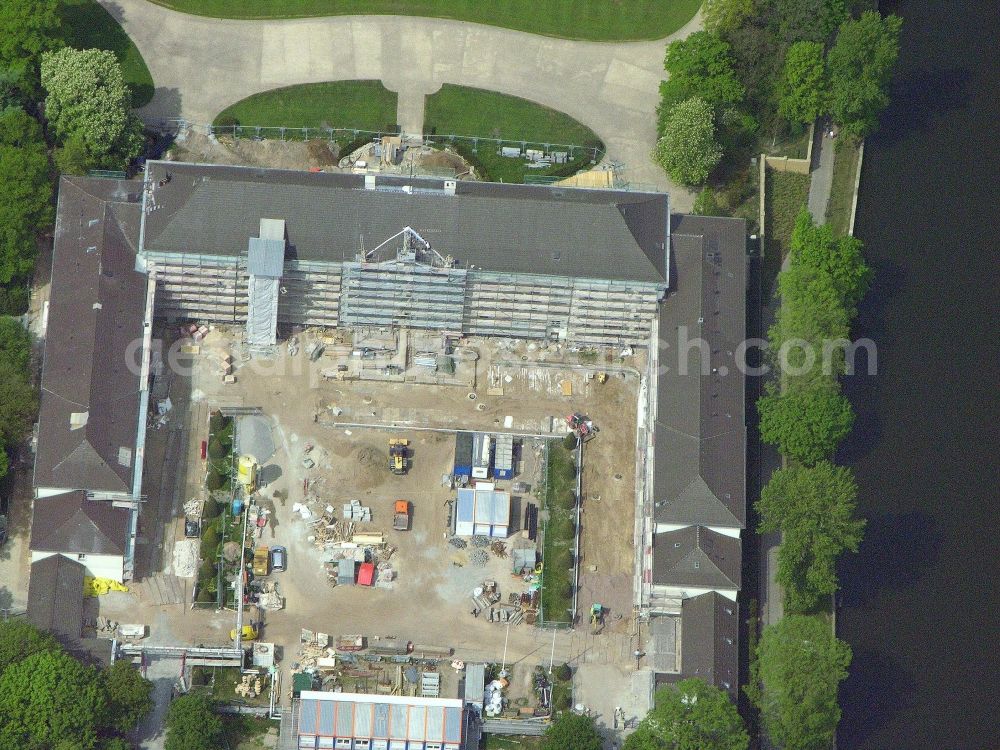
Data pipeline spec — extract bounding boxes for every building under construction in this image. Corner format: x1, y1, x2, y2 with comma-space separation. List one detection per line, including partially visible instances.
137, 162, 669, 348
31, 162, 749, 704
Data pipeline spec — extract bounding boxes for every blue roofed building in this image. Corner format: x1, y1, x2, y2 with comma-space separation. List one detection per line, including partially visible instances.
296, 691, 467, 749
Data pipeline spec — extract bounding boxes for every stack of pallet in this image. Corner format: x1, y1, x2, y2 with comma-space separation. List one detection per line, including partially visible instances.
342, 500, 372, 522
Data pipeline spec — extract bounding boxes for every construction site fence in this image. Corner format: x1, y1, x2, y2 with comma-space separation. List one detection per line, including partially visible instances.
156, 119, 605, 164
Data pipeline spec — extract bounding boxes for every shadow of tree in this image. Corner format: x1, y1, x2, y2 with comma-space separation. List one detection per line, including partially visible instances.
837, 511, 943, 609
56, 0, 155, 108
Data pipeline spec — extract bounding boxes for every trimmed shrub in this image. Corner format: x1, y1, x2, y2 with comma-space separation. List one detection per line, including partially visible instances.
207, 438, 227, 461
554, 692, 572, 711
555, 663, 572, 682
200, 524, 220, 558
199, 559, 216, 580
205, 470, 225, 492
202, 496, 220, 519
208, 411, 225, 434
562, 433, 578, 451
196, 587, 215, 603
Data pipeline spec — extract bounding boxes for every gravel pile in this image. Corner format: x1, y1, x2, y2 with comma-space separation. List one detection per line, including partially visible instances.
448, 537, 468, 549
469, 549, 489, 567
471, 536, 490, 548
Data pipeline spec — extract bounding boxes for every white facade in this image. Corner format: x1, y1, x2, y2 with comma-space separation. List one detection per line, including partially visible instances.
30, 550, 124, 582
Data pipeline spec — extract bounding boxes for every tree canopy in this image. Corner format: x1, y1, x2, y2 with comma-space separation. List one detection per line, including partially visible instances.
0, 107, 53, 285
102, 659, 155, 735
791, 208, 872, 306
773, 0, 848, 44
750, 615, 852, 750
659, 31, 745, 129
165, 693, 224, 750
779, 41, 828, 124
541, 711, 603, 750
0, 621, 154, 748
0, 0, 62, 100
757, 462, 865, 612
702, 0, 756, 33
654, 97, 723, 186
827, 11, 903, 139
623, 678, 748, 750
0, 650, 105, 750
758, 384, 854, 465
40, 47, 144, 171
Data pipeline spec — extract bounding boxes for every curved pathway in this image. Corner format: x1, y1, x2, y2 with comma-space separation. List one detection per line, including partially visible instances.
99, 0, 702, 204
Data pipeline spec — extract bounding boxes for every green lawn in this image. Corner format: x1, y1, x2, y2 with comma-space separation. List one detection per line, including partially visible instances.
144, 0, 702, 41
425, 85, 603, 183
827, 138, 861, 237
763, 169, 810, 292
540, 440, 577, 625
57, 0, 155, 107
484, 735, 545, 749
213, 81, 399, 136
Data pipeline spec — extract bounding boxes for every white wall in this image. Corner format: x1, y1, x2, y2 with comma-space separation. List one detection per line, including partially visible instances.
30, 550, 125, 582
654, 522, 742, 539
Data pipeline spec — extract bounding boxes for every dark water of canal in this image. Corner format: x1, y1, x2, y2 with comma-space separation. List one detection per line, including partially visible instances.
836, 1, 1000, 748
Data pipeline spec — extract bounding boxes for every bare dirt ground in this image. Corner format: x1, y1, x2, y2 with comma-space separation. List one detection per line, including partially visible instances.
165, 128, 474, 178
111, 325, 647, 723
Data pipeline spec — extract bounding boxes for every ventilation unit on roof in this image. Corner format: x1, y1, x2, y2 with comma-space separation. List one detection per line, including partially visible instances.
69, 412, 89, 430
444, 180, 457, 195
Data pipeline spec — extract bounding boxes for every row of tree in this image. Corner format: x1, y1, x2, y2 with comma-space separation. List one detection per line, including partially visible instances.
652, 0, 902, 185
0, 0, 145, 313
758, 208, 869, 609
0, 316, 37, 480
748, 211, 869, 748
0, 620, 153, 749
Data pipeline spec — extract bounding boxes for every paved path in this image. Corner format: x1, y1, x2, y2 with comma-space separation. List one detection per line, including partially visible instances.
807, 125, 836, 222
99, 0, 701, 205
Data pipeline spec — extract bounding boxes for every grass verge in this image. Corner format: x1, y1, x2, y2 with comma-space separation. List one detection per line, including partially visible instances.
142, 0, 701, 41
213, 81, 399, 134
484, 736, 545, 749
540, 439, 576, 624
57, 0, 155, 107
221, 715, 278, 749
425, 85, 603, 183
763, 169, 810, 293
827, 138, 861, 237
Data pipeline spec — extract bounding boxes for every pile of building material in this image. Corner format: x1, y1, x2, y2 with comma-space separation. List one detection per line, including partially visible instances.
182, 498, 203, 518
255, 580, 284, 610
91, 616, 119, 637
469, 549, 489, 567
490, 541, 507, 558
484, 680, 506, 717
342, 500, 372, 522
171, 539, 199, 578
297, 630, 337, 670
234, 674, 264, 699
247, 504, 270, 537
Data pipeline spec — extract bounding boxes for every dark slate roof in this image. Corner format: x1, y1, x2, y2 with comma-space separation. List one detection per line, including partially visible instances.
652, 526, 741, 591
680, 592, 739, 698
30, 490, 129, 555
27, 555, 85, 643
139, 161, 669, 284
653, 215, 747, 529
26, 555, 110, 665
34, 177, 147, 494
